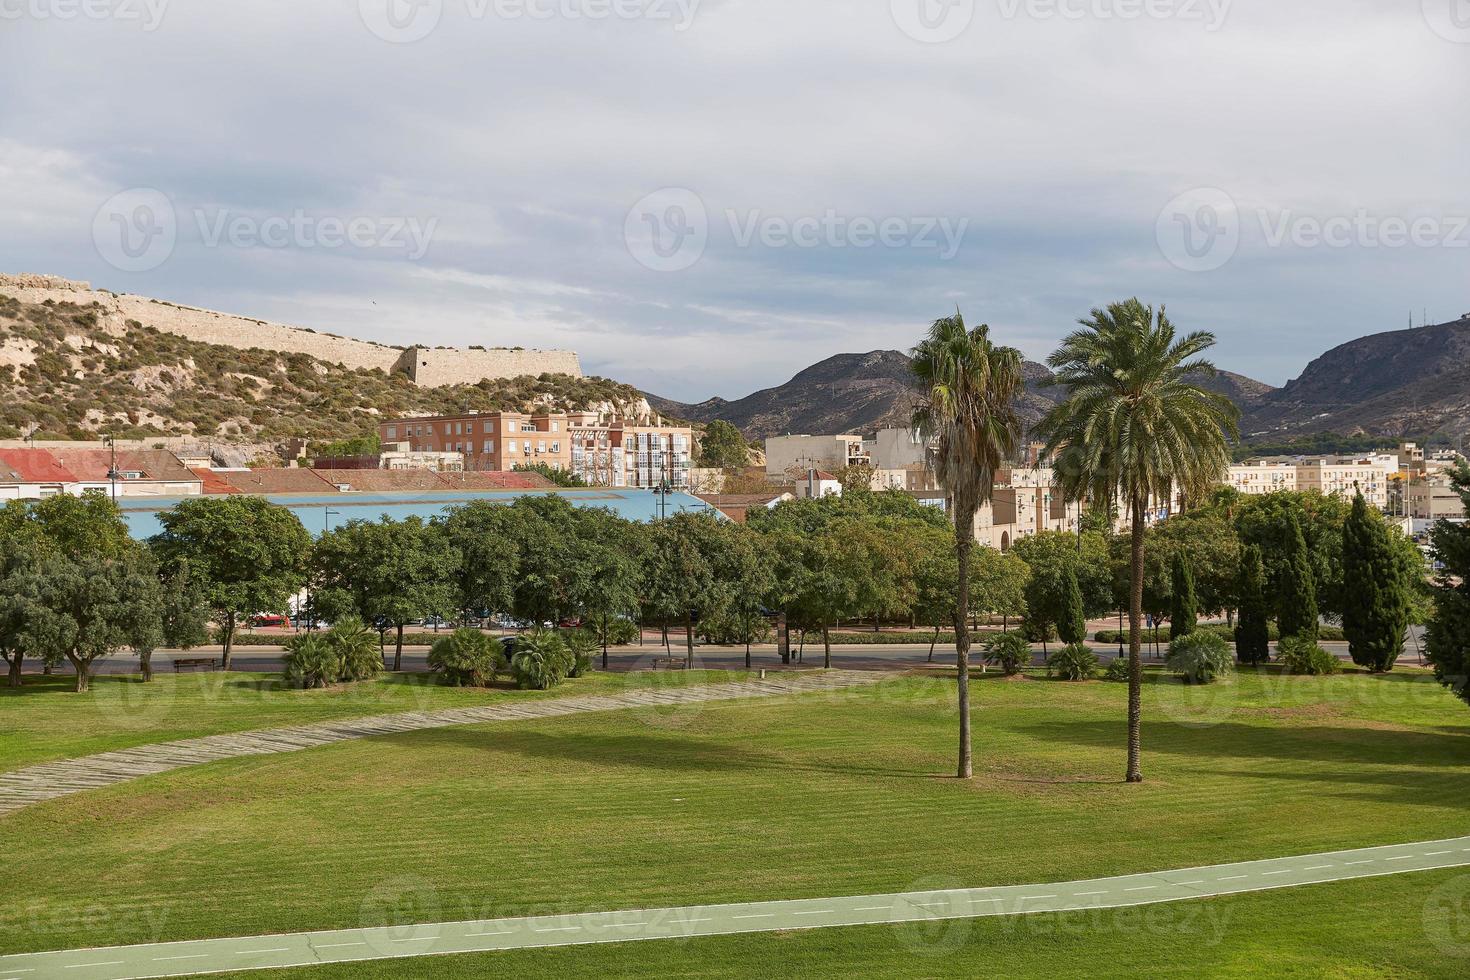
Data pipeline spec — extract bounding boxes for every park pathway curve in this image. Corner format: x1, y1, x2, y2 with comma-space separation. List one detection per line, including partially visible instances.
0, 670, 882, 817
3, 835, 1469, 979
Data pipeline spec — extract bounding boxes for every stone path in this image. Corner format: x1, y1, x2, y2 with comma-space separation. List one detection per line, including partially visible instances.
0, 671, 882, 817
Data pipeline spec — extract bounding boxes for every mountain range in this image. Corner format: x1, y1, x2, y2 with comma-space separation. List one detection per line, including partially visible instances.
647, 313, 1470, 447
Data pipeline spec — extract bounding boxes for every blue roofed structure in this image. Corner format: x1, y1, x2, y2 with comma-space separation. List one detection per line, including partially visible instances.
115, 488, 720, 539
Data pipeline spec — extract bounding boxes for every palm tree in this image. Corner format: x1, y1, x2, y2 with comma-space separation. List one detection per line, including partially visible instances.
911, 313, 1024, 779
1036, 299, 1238, 783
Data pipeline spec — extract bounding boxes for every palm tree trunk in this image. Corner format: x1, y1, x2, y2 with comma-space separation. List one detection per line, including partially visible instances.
955, 499, 974, 780
394, 624, 404, 671
1127, 495, 1146, 783
822, 625, 831, 669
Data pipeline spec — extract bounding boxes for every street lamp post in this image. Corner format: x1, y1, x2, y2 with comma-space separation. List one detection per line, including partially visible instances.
104, 434, 119, 501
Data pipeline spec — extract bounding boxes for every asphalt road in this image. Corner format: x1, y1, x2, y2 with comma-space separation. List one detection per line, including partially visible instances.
67, 630, 1431, 677
4, 836, 1467, 979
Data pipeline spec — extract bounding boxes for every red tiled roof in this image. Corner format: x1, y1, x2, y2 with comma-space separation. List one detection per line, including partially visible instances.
50, 449, 199, 484
217, 468, 339, 495
0, 449, 77, 484
436, 471, 556, 490
191, 468, 242, 495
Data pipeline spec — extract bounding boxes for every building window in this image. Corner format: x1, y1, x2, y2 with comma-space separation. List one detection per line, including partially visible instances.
484, 440, 495, 453
485, 421, 495, 433
507, 440, 517, 453
384, 426, 397, 440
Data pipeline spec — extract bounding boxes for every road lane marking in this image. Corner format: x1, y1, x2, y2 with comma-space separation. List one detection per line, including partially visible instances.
731, 913, 774, 919
1173, 880, 1205, 885
1303, 865, 1334, 872
1385, 855, 1415, 861
532, 927, 580, 933
464, 932, 511, 938
64, 964, 125, 970
1074, 891, 1108, 896
1124, 886, 1157, 891
234, 949, 290, 955
1261, 870, 1290, 876
851, 906, 888, 912
1344, 860, 1374, 865
152, 955, 208, 961
390, 937, 436, 943
1424, 851, 1451, 856
314, 942, 367, 949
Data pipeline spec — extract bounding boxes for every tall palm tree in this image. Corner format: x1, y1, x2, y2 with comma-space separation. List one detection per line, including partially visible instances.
912, 313, 1024, 779
1036, 299, 1238, 783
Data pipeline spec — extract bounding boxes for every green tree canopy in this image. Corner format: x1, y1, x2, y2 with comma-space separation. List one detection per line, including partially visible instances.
1425, 463, 1470, 707
696, 420, 751, 469
149, 495, 312, 669
1341, 492, 1411, 672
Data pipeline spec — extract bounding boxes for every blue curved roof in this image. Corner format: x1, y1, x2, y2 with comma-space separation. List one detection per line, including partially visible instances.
116, 488, 719, 538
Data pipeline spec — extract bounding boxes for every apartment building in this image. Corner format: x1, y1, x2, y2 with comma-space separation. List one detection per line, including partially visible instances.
764, 434, 870, 481
1228, 455, 1393, 510
380, 411, 692, 489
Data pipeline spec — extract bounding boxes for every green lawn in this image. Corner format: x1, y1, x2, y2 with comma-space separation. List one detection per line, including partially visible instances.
190, 869, 1470, 978
0, 669, 745, 773
2, 666, 1468, 977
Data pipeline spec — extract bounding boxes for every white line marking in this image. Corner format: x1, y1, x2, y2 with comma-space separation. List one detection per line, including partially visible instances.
65, 964, 125, 970
1385, 855, 1415, 861
907, 902, 952, 908
793, 910, 834, 915
1344, 860, 1374, 865
1074, 891, 1108, 896
234, 948, 290, 954
1425, 851, 1452, 856
1261, 870, 1290, 876
532, 927, 580, 933
464, 931, 512, 938
1218, 875, 1247, 881
1303, 865, 1334, 871
1026, 894, 1057, 900
390, 937, 435, 943
1172, 880, 1205, 885
315, 942, 367, 948
731, 913, 775, 920
851, 906, 889, 912
152, 954, 208, 961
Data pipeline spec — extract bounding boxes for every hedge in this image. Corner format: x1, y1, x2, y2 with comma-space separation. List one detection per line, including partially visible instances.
1093, 623, 1345, 645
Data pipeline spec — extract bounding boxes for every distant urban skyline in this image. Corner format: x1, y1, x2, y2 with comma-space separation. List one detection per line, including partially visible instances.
3, 2, 1467, 402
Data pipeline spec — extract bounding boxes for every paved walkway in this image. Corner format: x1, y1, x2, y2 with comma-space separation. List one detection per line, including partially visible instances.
4, 836, 1467, 979
0, 671, 881, 817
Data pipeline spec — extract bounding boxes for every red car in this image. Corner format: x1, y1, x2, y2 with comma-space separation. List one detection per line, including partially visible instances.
249, 614, 290, 629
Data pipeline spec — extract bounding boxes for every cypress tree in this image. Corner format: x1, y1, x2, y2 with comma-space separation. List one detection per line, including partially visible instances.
1277, 511, 1319, 641
1169, 551, 1197, 640
1235, 544, 1271, 665
1342, 492, 1410, 672
1057, 564, 1087, 645
1425, 464, 1470, 707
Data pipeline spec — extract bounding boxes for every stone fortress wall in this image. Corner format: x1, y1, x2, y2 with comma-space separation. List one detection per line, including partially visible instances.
0, 274, 582, 385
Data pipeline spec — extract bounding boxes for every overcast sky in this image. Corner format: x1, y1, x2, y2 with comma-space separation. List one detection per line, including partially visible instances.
2, 1, 1467, 401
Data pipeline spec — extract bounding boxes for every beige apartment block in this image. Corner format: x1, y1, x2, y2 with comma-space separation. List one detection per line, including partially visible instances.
1229, 456, 1393, 510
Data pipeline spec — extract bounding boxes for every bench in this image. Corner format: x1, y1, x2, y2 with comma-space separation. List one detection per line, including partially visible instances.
650, 656, 688, 671
172, 657, 220, 673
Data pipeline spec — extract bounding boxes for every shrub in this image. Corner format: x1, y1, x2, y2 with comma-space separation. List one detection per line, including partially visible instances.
427, 629, 505, 687
1046, 643, 1099, 681
1166, 632, 1233, 685
1279, 636, 1340, 676
283, 634, 339, 689
511, 630, 574, 690
328, 618, 383, 682
1104, 657, 1130, 682
561, 629, 597, 678
984, 632, 1032, 676
606, 618, 640, 646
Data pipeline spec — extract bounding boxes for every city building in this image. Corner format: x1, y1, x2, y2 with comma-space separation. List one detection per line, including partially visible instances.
0, 447, 202, 499
379, 410, 692, 488
1228, 455, 1396, 511
764, 434, 870, 481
